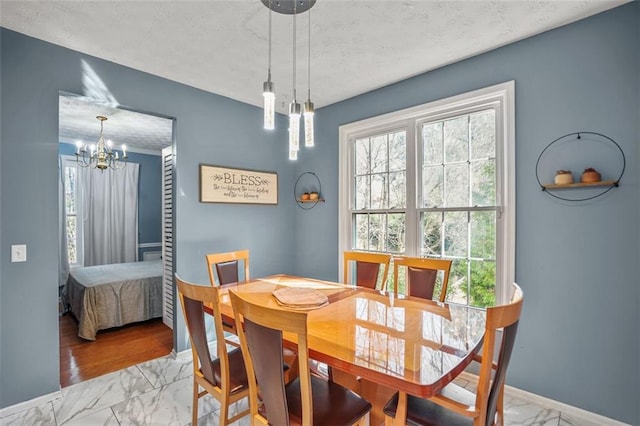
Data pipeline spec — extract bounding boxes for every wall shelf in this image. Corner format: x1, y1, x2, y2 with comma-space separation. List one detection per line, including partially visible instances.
541, 180, 618, 190
294, 172, 324, 210
535, 132, 625, 202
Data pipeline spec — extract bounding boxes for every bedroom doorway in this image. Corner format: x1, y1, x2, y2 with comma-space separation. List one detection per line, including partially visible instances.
58, 92, 176, 387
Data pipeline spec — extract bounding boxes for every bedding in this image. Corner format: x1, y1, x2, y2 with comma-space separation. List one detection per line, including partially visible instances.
65, 260, 163, 340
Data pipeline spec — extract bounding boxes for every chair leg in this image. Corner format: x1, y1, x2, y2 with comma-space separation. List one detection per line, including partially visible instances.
192, 380, 200, 426
219, 392, 230, 426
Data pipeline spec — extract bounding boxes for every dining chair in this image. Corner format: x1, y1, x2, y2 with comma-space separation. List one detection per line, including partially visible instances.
229, 289, 373, 426
205, 249, 299, 384
343, 251, 392, 290
175, 275, 250, 426
393, 256, 453, 303
206, 249, 250, 287
383, 282, 524, 426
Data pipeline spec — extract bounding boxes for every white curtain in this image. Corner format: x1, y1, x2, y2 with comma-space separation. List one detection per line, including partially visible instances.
81, 163, 139, 266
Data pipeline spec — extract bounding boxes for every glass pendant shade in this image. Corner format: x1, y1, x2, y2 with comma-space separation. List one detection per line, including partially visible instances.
289, 101, 301, 155
263, 80, 275, 130
304, 100, 314, 147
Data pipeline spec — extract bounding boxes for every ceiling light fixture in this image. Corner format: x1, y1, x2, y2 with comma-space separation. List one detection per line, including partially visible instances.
263, 0, 275, 130
75, 116, 128, 171
261, 0, 316, 161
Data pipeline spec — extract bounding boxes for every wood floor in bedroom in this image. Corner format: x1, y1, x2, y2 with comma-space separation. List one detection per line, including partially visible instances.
59, 313, 173, 388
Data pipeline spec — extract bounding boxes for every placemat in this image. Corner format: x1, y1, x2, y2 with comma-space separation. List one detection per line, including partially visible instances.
272, 287, 329, 310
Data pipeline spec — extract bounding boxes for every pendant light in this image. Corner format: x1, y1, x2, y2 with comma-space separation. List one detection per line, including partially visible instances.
288, 0, 301, 160
303, 6, 314, 147
263, 0, 275, 130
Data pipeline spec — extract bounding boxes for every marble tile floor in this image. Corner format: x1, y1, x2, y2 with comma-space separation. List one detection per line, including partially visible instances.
2, 352, 606, 426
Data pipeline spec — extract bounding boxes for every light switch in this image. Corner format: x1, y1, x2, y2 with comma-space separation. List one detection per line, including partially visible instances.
11, 244, 27, 262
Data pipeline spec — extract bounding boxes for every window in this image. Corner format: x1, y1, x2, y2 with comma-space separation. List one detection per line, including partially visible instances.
339, 82, 515, 307
61, 156, 83, 267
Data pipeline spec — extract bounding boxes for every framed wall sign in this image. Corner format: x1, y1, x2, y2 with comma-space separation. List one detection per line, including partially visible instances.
200, 164, 278, 205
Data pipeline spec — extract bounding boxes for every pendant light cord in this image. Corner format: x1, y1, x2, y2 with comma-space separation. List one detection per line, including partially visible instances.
307, 5, 311, 101
292, 0, 297, 101
268, 0, 272, 81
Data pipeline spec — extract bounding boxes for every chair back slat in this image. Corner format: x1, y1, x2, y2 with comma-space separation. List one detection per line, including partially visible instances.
182, 295, 216, 384
355, 261, 381, 289
486, 320, 519, 426
244, 318, 290, 426
407, 266, 437, 300
216, 260, 239, 285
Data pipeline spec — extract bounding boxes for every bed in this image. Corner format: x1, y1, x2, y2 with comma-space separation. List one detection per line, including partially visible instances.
65, 260, 163, 340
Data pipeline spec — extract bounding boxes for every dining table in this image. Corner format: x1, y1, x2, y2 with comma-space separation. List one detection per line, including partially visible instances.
213, 274, 486, 425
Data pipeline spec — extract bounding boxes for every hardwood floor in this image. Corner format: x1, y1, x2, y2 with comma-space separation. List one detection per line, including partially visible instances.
59, 313, 173, 388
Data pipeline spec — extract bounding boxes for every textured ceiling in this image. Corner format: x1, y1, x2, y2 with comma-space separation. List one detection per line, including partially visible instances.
1, 0, 627, 151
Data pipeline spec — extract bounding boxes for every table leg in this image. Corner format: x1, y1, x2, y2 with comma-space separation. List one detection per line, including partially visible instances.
359, 379, 397, 426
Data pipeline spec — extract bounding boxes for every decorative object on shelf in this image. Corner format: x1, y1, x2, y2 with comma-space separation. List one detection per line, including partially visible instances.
554, 170, 574, 185
260, 0, 317, 160
535, 131, 625, 202
580, 167, 601, 183
75, 116, 128, 171
294, 171, 324, 209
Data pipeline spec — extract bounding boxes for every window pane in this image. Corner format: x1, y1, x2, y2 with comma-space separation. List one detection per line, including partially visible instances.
389, 172, 406, 208
370, 135, 387, 173
65, 192, 76, 215
354, 214, 368, 250
64, 166, 76, 192
470, 260, 495, 308
66, 216, 77, 264
355, 138, 369, 175
355, 176, 370, 210
370, 174, 387, 209
444, 163, 469, 207
422, 122, 443, 165
421, 212, 442, 256
444, 116, 468, 163
470, 211, 496, 259
470, 110, 495, 160
443, 211, 467, 258
422, 165, 443, 208
447, 259, 468, 305
369, 214, 385, 251
471, 159, 495, 206
389, 132, 406, 172
387, 213, 405, 253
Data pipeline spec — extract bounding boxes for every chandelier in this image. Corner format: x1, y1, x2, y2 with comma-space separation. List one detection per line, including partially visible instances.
261, 0, 316, 160
75, 116, 128, 171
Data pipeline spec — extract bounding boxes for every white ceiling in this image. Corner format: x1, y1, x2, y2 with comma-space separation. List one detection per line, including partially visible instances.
1, 0, 627, 151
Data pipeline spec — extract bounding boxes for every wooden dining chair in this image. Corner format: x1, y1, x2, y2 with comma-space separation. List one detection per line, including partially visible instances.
175, 275, 250, 426
205, 249, 299, 384
229, 289, 373, 426
206, 249, 250, 287
383, 283, 524, 426
393, 256, 453, 303
343, 251, 392, 290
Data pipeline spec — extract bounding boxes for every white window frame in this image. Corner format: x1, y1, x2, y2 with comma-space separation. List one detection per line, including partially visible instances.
61, 155, 84, 268
339, 81, 515, 305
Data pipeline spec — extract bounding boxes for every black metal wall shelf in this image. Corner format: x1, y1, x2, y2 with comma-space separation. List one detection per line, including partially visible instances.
535, 132, 625, 202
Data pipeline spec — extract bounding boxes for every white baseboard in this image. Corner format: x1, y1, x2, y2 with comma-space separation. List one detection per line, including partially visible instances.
458, 372, 630, 426
0, 390, 62, 419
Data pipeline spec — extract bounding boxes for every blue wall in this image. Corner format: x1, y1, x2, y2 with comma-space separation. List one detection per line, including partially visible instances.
292, 3, 639, 423
0, 27, 292, 408
59, 142, 163, 260
1, 3, 638, 424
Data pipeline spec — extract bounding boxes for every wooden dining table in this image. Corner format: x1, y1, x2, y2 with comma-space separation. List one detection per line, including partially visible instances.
214, 274, 486, 425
